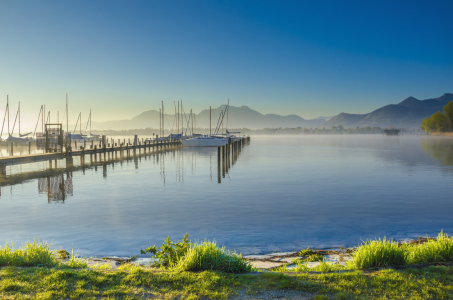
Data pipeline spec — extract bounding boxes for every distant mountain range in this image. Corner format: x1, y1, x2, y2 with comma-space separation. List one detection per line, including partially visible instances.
92, 93, 453, 131
325, 93, 453, 129
92, 105, 327, 130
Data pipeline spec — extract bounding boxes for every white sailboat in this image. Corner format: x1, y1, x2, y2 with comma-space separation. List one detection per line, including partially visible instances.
5, 100, 34, 144
181, 103, 228, 147
181, 135, 228, 147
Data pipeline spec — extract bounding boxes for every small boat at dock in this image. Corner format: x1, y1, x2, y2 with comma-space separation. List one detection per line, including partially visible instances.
181, 136, 228, 147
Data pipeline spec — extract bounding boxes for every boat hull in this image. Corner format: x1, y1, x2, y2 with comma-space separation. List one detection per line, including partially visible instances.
181, 138, 228, 147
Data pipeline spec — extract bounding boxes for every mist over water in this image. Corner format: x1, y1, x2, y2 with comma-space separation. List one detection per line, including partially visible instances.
0, 135, 452, 257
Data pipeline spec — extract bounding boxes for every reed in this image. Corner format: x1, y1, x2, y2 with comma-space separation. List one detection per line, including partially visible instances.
407, 231, 453, 264
351, 238, 406, 269
174, 240, 252, 273
0, 240, 59, 267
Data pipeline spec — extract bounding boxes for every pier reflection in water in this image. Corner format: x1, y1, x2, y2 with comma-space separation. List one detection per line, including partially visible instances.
0, 139, 247, 202
0, 135, 452, 258
38, 173, 73, 203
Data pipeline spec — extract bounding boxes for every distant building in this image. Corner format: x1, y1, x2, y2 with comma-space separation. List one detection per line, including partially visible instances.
384, 129, 400, 136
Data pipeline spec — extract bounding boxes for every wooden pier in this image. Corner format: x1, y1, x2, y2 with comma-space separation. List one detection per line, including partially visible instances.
0, 135, 251, 183
216, 136, 250, 183
0, 139, 181, 168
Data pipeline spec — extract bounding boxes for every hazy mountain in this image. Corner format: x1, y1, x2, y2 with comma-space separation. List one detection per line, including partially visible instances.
92, 105, 326, 130
326, 93, 453, 129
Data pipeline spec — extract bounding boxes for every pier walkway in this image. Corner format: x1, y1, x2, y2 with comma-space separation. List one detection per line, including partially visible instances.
0, 140, 181, 167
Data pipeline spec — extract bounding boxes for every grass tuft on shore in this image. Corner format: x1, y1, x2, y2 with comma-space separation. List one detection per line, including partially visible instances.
174, 240, 253, 273
351, 238, 406, 269
407, 231, 453, 264
0, 240, 59, 268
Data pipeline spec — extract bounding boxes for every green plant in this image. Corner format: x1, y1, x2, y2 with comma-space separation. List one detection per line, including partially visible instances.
56, 249, 70, 260
174, 240, 252, 273
352, 238, 406, 269
91, 262, 112, 269
304, 254, 323, 262
407, 231, 453, 264
0, 240, 59, 267
59, 249, 88, 269
299, 248, 315, 256
140, 234, 192, 267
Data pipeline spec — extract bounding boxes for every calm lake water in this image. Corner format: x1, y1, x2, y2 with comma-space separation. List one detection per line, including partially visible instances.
1, 135, 453, 257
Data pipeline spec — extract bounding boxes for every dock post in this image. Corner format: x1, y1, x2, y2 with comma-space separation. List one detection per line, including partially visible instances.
28, 142, 31, 154
222, 146, 226, 178
217, 159, 221, 183
0, 164, 6, 180
217, 147, 221, 165
10, 143, 13, 156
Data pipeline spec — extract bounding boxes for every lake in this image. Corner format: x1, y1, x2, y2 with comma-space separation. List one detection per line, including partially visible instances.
1, 135, 452, 257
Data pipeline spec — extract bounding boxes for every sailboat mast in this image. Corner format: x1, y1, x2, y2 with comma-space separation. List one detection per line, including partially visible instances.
177, 101, 179, 134
66, 93, 68, 135
227, 99, 229, 134
42, 104, 44, 134
90, 109, 91, 135
162, 101, 164, 137
191, 109, 193, 135
7, 95, 9, 135
210, 106, 211, 136
159, 108, 161, 137
19, 101, 20, 135
181, 100, 184, 136
80, 112, 81, 134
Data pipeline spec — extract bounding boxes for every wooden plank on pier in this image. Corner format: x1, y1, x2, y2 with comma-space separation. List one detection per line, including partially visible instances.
0, 140, 180, 166
0, 153, 63, 166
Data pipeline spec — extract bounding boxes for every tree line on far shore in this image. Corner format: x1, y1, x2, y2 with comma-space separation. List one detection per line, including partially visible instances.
421, 101, 453, 133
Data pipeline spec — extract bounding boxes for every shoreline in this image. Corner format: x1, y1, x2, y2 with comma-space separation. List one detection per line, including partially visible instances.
430, 132, 453, 137
76, 235, 436, 271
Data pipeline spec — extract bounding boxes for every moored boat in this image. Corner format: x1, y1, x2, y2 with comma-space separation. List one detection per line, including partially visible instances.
181, 136, 228, 147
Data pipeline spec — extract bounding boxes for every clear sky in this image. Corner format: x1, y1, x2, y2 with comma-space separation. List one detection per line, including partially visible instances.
0, 0, 452, 128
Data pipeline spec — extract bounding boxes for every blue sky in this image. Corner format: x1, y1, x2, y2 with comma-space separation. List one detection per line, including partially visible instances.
0, 0, 452, 126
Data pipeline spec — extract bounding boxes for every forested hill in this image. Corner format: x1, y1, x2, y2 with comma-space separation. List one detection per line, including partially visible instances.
326, 93, 453, 129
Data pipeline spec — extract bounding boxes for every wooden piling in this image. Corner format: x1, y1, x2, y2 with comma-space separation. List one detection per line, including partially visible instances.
217, 147, 221, 165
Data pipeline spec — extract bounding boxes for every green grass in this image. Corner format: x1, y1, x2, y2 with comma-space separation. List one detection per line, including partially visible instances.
174, 241, 252, 273
0, 240, 59, 268
299, 248, 315, 256
352, 237, 406, 269
1, 265, 453, 299
407, 231, 453, 264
